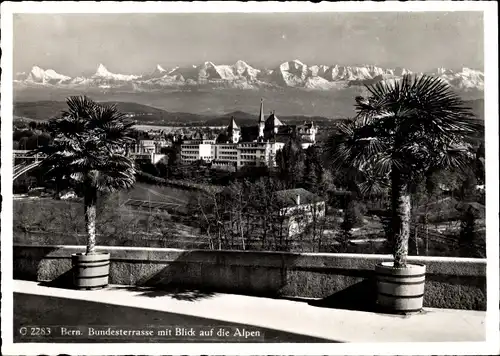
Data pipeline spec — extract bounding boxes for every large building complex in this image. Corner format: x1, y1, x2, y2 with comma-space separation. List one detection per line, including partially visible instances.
129, 138, 170, 164
180, 100, 318, 169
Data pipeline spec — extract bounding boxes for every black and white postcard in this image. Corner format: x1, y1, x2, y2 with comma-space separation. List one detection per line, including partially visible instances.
1, 1, 498, 355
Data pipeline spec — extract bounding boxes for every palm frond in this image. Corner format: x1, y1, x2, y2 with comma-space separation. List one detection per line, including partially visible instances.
37, 95, 137, 194
326, 73, 481, 198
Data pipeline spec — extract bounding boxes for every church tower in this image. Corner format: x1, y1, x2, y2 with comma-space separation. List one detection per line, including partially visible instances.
258, 98, 265, 139
227, 117, 241, 143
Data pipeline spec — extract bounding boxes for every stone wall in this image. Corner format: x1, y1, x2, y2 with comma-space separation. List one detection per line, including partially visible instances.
13, 245, 487, 310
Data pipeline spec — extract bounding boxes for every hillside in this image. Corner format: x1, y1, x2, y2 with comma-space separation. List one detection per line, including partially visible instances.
13, 100, 336, 126
13, 101, 171, 122
13, 97, 484, 128
466, 98, 484, 121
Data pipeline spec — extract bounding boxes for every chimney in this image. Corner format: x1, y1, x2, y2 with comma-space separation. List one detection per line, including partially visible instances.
296, 194, 300, 206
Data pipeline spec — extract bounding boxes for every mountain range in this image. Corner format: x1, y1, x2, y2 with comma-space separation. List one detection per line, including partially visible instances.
14, 60, 484, 92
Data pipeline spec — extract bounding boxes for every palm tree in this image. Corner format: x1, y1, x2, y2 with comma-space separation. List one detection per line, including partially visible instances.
326, 75, 482, 267
35, 96, 136, 254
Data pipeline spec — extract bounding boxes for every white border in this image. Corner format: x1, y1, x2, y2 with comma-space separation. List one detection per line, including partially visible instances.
1, 2, 499, 355
483, 2, 500, 352
0, 1, 497, 13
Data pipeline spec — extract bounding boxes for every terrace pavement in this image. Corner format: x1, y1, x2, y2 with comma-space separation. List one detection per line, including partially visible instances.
13, 280, 485, 343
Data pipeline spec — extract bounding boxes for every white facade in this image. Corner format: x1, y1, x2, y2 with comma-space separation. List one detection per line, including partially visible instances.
237, 142, 269, 167
199, 143, 214, 161
180, 139, 217, 163
182, 141, 285, 168
296, 123, 318, 143
283, 201, 326, 237
131, 152, 166, 164
129, 139, 169, 164
132, 139, 169, 155
275, 188, 326, 237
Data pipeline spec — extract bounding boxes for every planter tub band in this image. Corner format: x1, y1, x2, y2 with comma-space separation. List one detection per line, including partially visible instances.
375, 262, 426, 313
72, 252, 111, 290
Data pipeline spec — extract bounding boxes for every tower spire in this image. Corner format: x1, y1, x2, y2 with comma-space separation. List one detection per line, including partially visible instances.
258, 98, 265, 139
228, 116, 239, 131
258, 98, 265, 123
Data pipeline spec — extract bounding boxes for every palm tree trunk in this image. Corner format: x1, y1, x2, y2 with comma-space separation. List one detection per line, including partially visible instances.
391, 170, 411, 268
84, 187, 98, 254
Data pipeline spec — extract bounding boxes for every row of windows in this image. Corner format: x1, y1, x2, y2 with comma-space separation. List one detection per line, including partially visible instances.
181, 155, 213, 159
240, 154, 260, 160
185, 140, 216, 144
239, 144, 266, 148
240, 156, 264, 161
217, 155, 237, 159
238, 149, 262, 154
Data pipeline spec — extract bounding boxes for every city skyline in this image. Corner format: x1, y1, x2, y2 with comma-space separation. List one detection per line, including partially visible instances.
13, 12, 484, 76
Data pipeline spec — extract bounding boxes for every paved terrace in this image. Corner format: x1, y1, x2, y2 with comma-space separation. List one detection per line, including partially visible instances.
14, 280, 485, 343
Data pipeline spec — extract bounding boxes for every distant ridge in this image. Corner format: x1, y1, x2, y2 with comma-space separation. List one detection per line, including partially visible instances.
13, 98, 484, 126
13, 100, 337, 126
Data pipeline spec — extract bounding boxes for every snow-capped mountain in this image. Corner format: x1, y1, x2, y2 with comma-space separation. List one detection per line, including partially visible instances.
13, 61, 484, 93
269, 61, 400, 88
165, 60, 261, 83
19, 66, 72, 84
270, 59, 309, 87
146, 64, 168, 79
234, 59, 261, 80
430, 67, 484, 91
92, 64, 141, 81
14, 72, 29, 81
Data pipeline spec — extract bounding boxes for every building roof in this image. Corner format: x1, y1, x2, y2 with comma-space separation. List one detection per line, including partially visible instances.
299, 121, 315, 129
227, 117, 240, 131
455, 202, 485, 217
192, 131, 204, 140
216, 132, 230, 143
241, 126, 260, 142
275, 188, 324, 207
265, 112, 284, 129
276, 126, 294, 135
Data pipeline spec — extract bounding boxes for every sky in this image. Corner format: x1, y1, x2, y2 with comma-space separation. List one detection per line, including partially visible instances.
13, 12, 484, 76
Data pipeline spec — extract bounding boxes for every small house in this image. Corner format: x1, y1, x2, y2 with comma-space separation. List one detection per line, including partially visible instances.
275, 188, 326, 236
